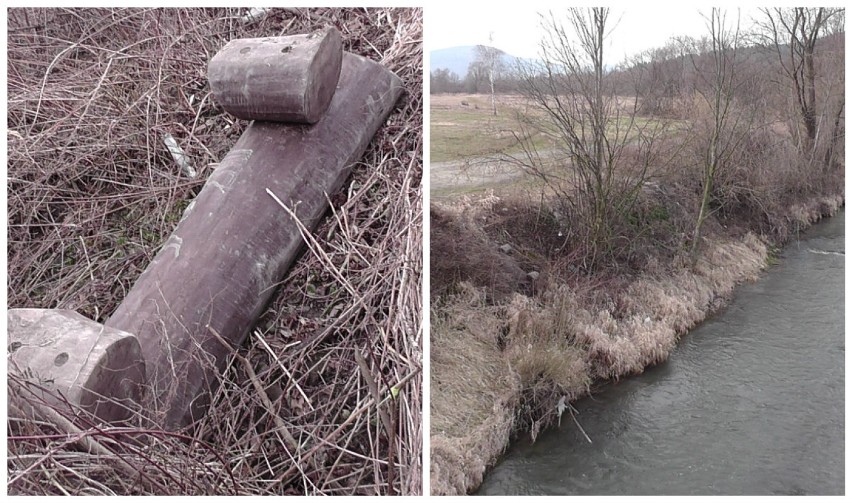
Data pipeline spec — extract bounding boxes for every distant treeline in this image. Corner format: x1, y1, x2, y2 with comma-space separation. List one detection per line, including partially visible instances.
431, 30, 844, 105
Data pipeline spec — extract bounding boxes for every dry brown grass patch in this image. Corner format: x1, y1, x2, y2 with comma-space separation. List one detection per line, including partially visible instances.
430, 201, 528, 302
8, 7, 422, 496
428, 191, 802, 494
429, 284, 519, 495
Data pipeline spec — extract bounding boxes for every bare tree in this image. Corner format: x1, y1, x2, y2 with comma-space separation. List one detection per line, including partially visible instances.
464, 59, 488, 93
625, 39, 689, 117
826, 8, 845, 36
758, 7, 844, 163
819, 26, 845, 172
687, 8, 750, 260
474, 35, 505, 116
431, 68, 461, 94
510, 8, 669, 270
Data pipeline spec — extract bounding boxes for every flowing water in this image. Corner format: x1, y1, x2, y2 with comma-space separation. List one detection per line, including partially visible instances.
478, 210, 845, 495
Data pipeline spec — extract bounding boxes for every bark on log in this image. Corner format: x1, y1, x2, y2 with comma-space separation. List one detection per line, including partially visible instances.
7, 309, 146, 424
208, 27, 343, 123
106, 52, 403, 429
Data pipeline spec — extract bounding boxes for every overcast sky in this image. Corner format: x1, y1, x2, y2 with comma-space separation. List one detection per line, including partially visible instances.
427, 3, 766, 64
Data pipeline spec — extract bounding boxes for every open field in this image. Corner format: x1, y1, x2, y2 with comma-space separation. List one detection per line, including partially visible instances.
430, 94, 554, 164
430, 93, 686, 200
431, 157, 542, 200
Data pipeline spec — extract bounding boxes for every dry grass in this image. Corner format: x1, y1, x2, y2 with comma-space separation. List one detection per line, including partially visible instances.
429, 284, 519, 496
7, 7, 422, 495
430, 94, 554, 163
430, 199, 530, 303
428, 188, 842, 494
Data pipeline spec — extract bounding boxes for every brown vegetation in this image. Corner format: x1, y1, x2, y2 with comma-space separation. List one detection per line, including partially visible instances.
7, 7, 422, 495
430, 199, 528, 302
430, 191, 843, 495
430, 7, 843, 495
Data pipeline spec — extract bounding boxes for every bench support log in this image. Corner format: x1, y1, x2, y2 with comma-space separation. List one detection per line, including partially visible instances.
106, 52, 403, 428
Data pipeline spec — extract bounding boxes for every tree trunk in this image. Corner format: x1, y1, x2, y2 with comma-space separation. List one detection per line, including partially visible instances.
489, 69, 497, 116
106, 53, 403, 429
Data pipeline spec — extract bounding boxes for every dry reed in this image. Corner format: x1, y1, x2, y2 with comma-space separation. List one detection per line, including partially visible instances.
7, 7, 422, 496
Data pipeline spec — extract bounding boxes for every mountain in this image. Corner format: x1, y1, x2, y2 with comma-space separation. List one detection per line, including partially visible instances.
431, 45, 531, 77
430, 46, 478, 76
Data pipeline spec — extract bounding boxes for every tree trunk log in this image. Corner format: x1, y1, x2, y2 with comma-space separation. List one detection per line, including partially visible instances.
106, 52, 403, 428
8, 309, 146, 424
208, 27, 343, 123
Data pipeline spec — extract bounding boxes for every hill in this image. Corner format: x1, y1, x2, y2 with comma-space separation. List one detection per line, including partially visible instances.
431, 45, 529, 77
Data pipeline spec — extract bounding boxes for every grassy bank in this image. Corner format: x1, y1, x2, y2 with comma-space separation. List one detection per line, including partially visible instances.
8, 8, 422, 495
430, 190, 843, 495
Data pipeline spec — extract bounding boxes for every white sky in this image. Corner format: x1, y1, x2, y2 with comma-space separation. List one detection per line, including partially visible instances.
427, 3, 766, 64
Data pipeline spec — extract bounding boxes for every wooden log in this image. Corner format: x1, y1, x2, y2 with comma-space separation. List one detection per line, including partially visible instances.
106, 52, 403, 429
208, 27, 343, 123
7, 309, 146, 424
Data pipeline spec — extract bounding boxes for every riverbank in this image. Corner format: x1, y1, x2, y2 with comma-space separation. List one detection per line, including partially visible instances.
430, 191, 844, 495
478, 208, 844, 494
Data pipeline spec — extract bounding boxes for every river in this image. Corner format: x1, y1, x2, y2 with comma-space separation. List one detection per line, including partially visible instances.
478, 210, 845, 495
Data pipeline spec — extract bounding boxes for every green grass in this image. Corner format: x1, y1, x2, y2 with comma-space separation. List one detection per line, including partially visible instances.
431, 98, 684, 164
765, 245, 781, 266
165, 199, 191, 223
431, 103, 553, 163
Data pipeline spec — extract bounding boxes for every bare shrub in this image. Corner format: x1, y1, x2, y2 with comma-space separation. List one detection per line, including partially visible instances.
509, 8, 675, 271
481, 195, 566, 261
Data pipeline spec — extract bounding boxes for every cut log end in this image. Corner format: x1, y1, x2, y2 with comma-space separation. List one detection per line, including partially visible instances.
208, 27, 343, 123
8, 309, 146, 424
305, 27, 343, 123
